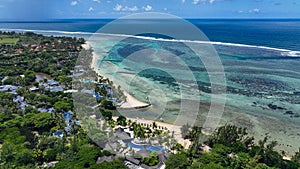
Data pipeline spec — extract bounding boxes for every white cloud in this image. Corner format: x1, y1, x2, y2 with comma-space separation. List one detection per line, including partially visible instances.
238, 8, 261, 14
142, 5, 152, 11
113, 4, 122, 11
123, 6, 138, 12
193, 0, 200, 4
193, 0, 216, 5
113, 4, 138, 12
182, 0, 186, 3
253, 8, 260, 13
209, 0, 215, 4
249, 8, 260, 13
70, 1, 78, 6
89, 7, 94, 11
93, 0, 100, 3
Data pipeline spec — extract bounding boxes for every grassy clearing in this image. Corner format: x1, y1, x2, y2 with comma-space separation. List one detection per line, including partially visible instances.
0, 37, 19, 44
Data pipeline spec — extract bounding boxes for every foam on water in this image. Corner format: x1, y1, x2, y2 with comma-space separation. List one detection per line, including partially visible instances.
1, 28, 300, 57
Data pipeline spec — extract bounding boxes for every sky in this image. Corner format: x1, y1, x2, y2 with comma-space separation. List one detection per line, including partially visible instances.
0, 0, 299, 20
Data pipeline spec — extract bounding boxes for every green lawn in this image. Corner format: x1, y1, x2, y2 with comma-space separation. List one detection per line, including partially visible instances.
0, 38, 19, 44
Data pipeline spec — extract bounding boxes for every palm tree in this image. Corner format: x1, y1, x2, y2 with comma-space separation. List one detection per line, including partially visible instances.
152, 122, 157, 129
181, 123, 190, 138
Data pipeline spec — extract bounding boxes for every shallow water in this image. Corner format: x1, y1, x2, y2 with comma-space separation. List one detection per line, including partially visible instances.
91, 34, 300, 155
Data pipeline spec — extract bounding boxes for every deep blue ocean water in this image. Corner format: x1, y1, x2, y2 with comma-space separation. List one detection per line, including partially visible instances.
1, 19, 300, 51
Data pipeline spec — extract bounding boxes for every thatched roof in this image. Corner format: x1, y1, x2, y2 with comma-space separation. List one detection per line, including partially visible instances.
136, 147, 151, 158
125, 156, 140, 165
96, 156, 114, 164
114, 132, 131, 141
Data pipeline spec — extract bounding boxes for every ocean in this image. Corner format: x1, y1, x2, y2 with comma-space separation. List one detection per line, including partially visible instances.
1, 19, 300, 154
1, 19, 300, 51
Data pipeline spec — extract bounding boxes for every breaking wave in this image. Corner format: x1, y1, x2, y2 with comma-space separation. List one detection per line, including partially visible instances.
1, 28, 300, 57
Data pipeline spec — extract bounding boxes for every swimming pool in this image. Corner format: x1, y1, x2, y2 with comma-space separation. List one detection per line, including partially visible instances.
83, 79, 93, 83
124, 141, 165, 152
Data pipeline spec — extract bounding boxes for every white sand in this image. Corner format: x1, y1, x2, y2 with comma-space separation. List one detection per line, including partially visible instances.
84, 42, 191, 149
82, 42, 151, 109
112, 116, 191, 149
119, 90, 151, 109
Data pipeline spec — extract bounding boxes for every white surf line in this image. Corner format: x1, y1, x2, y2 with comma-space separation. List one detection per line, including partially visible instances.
2, 28, 300, 57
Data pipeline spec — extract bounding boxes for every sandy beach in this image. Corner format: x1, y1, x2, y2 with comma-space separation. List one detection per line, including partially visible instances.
119, 90, 151, 109
82, 42, 190, 148
112, 116, 191, 149
82, 42, 151, 109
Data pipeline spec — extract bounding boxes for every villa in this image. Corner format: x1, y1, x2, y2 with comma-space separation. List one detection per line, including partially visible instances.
96, 156, 114, 164
52, 112, 80, 137
53, 131, 64, 138
29, 86, 39, 92
124, 128, 135, 138
94, 92, 104, 100
0, 85, 30, 110
39, 79, 59, 87
63, 111, 80, 133
124, 149, 168, 169
81, 89, 94, 95
69, 72, 84, 78
45, 86, 64, 92
13, 95, 28, 110
0, 85, 19, 94
38, 107, 55, 113
38, 79, 65, 92
63, 89, 78, 93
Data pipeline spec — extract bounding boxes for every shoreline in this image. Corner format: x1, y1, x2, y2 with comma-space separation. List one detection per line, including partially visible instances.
82, 42, 151, 109
82, 42, 297, 157
112, 116, 191, 150
83, 42, 190, 148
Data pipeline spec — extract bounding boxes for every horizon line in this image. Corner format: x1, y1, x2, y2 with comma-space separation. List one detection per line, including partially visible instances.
0, 17, 300, 22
